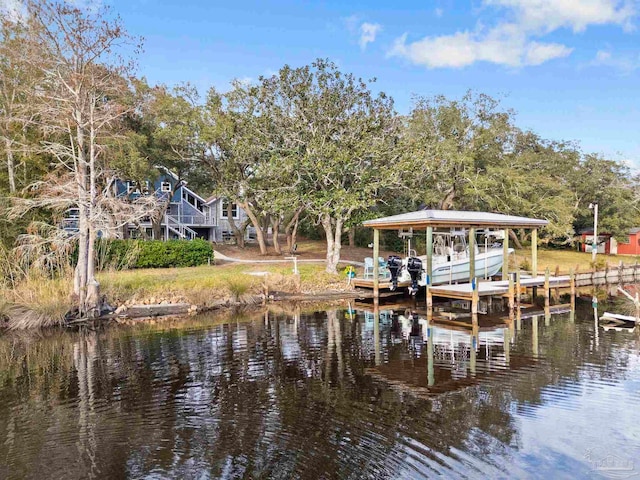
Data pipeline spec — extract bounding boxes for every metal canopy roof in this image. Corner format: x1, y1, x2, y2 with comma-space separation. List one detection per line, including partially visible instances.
362, 209, 548, 230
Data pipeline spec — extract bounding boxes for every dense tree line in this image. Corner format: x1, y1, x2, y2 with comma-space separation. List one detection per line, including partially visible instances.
1, 1, 639, 314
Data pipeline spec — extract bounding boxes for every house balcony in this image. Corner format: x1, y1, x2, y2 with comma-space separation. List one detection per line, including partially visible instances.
138, 213, 216, 227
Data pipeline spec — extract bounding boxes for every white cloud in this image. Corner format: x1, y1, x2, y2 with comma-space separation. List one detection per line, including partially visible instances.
388, 26, 572, 68
435, 7, 444, 17
359, 22, 381, 50
485, 0, 636, 33
590, 48, 640, 72
388, 0, 635, 69
524, 41, 574, 65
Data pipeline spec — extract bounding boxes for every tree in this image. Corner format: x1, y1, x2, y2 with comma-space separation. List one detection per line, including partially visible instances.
267, 60, 400, 272
140, 83, 211, 239
470, 131, 579, 245
402, 91, 514, 210
9, 0, 154, 316
0, 16, 46, 195
203, 82, 276, 254
571, 154, 639, 240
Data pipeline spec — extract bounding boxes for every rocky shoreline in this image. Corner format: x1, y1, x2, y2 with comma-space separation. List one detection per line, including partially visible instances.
73, 289, 376, 327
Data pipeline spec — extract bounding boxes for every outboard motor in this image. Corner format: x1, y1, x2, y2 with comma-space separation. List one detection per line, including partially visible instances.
406, 257, 423, 296
387, 255, 403, 291
408, 311, 421, 338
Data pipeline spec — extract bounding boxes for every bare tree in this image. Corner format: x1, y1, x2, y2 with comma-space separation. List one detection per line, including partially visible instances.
0, 17, 40, 194
9, 1, 147, 317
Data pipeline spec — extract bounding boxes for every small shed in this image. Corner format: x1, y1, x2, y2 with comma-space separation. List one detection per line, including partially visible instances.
616, 228, 640, 256
578, 228, 640, 256
578, 229, 615, 255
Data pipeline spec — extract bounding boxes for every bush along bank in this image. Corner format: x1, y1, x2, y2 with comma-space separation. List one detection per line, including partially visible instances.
96, 239, 214, 269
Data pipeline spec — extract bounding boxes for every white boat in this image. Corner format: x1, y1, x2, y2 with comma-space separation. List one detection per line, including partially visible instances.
599, 312, 640, 324
397, 229, 513, 287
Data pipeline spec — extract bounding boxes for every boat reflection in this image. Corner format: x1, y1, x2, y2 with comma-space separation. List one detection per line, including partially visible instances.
360, 305, 543, 397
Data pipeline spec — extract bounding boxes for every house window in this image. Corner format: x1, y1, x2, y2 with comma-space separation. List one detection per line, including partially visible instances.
221, 201, 238, 219
161, 181, 172, 193
182, 190, 197, 207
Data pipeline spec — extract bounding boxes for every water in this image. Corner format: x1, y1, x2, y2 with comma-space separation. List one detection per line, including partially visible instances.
0, 302, 639, 479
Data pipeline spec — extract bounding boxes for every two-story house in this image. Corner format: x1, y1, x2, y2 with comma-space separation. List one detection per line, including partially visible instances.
64, 167, 253, 242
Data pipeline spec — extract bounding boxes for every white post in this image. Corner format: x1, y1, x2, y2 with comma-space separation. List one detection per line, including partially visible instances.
484, 236, 488, 280
590, 202, 599, 263
164, 211, 169, 241
286, 256, 298, 275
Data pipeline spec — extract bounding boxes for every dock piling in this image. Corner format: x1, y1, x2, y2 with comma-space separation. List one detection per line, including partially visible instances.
544, 268, 550, 309
569, 268, 576, 310
508, 276, 515, 312
373, 229, 380, 301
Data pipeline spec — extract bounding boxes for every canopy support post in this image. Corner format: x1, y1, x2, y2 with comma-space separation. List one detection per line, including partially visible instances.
373, 228, 380, 302
426, 226, 433, 307
469, 227, 476, 283
502, 228, 510, 280
532, 228, 538, 298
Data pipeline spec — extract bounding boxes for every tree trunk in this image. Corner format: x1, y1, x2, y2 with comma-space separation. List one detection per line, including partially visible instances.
74, 120, 88, 312
290, 214, 300, 254
439, 187, 456, 210
262, 213, 271, 246
151, 219, 162, 240
348, 227, 355, 247
272, 216, 282, 255
322, 214, 343, 274
285, 208, 303, 254
5, 138, 16, 194
85, 115, 100, 317
509, 229, 523, 249
239, 201, 268, 255
226, 204, 246, 248
518, 228, 529, 244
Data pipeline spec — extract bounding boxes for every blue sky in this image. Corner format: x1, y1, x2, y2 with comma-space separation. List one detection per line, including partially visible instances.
105, 1, 639, 167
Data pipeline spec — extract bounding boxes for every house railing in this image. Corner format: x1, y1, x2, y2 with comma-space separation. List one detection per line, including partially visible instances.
171, 214, 216, 226
166, 215, 197, 240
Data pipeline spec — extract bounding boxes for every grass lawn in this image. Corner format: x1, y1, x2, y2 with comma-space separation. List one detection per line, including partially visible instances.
98, 262, 344, 306
512, 248, 640, 274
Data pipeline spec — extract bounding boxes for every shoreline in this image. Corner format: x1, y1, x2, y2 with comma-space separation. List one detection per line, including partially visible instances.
66, 289, 378, 328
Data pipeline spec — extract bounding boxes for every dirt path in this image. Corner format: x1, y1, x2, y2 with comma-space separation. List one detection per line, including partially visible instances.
214, 249, 364, 266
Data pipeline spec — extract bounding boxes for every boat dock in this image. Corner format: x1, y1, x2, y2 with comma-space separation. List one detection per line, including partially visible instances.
356, 209, 640, 317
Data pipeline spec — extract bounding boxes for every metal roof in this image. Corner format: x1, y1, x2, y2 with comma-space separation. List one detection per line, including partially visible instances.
362, 209, 549, 230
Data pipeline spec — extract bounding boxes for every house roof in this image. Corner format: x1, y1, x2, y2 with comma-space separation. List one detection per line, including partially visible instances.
362, 209, 549, 230
154, 165, 180, 181
580, 228, 640, 236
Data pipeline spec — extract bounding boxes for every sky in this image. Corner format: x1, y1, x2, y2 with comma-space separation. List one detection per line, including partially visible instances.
5, 0, 640, 167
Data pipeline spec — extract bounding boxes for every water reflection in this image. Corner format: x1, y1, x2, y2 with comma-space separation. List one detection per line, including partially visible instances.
0, 302, 639, 479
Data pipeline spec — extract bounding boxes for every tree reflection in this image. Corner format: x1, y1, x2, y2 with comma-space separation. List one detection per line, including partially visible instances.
0, 302, 633, 479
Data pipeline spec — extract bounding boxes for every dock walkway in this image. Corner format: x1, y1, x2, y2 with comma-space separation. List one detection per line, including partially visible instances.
429, 275, 570, 300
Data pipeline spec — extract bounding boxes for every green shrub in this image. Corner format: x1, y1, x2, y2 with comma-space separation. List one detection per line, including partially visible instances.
95, 239, 214, 270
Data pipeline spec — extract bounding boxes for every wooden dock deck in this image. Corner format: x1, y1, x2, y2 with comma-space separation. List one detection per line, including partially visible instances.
428, 275, 570, 300
353, 274, 570, 299
352, 278, 410, 290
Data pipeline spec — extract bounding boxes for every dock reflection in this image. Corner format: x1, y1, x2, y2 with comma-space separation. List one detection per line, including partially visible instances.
360, 301, 573, 398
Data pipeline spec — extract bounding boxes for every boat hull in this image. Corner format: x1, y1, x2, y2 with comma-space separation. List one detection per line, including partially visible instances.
399, 248, 512, 286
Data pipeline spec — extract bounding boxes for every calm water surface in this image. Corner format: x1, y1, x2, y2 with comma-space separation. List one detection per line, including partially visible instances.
1, 302, 639, 479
